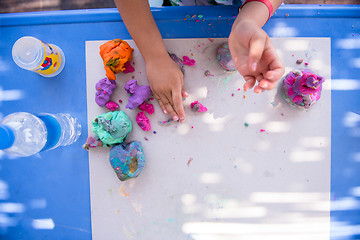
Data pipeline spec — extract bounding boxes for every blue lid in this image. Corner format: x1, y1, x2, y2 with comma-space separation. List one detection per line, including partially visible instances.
0, 125, 15, 150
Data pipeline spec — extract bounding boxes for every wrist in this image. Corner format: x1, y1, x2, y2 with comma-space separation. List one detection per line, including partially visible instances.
238, 1, 271, 27
142, 44, 169, 64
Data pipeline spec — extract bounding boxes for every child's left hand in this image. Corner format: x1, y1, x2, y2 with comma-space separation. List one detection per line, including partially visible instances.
229, 18, 284, 93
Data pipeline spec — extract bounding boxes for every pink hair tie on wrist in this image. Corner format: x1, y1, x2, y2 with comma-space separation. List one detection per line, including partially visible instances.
240, 0, 274, 22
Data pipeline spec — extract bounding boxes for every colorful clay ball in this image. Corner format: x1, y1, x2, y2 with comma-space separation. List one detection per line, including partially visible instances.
95, 78, 116, 107
139, 102, 154, 115
105, 101, 119, 111
124, 79, 151, 110
216, 42, 236, 71
191, 101, 208, 112
136, 111, 151, 131
91, 111, 132, 146
109, 141, 145, 181
282, 69, 325, 109
99, 39, 133, 80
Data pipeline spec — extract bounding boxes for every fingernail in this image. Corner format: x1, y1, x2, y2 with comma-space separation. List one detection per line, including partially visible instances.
261, 82, 268, 88
163, 109, 168, 114
180, 117, 185, 123
251, 62, 257, 71
184, 91, 189, 97
173, 116, 179, 121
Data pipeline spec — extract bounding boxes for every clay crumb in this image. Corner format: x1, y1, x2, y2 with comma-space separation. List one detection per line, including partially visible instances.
187, 157, 194, 167
204, 70, 214, 76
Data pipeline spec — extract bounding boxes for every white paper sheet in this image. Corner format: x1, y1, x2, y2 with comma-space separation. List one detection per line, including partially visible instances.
86, 38, 331, 240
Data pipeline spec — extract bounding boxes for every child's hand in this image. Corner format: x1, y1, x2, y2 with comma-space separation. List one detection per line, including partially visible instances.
146, 54, 188, 122
229, 18, 284, 93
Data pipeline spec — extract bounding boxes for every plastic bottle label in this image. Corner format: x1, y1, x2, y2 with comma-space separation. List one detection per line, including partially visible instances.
33, 41, 62, 75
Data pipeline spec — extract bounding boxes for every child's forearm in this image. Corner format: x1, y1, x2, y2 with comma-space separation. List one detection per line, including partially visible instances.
237, 0, 283, 27
114, 0, 168, 63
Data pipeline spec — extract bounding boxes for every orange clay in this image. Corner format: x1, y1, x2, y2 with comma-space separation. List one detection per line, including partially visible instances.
99, 39, 133, 80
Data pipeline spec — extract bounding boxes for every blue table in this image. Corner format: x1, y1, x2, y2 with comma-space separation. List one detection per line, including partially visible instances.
0, 5, 359, 240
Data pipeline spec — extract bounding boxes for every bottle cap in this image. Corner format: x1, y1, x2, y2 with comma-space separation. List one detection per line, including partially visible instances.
12, 36, 43, 70
0, 125, 15, 150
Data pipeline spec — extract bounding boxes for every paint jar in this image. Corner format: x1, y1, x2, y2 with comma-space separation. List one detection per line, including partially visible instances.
12, 36, 65, 77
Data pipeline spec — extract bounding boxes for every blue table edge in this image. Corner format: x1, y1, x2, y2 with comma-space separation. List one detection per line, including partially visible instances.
1, 4, 359, 239
1, 5, 360, 27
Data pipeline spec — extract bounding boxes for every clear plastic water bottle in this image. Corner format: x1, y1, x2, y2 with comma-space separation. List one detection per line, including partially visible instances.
12, 36, 65, 77
0, 112, 81, 157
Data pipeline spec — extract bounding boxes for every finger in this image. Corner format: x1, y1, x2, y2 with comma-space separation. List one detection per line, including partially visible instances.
158, 99, 168, 115
163, 95, 179, 122
265, 59, 285, 80
263, 42, 285, 81
256, 73, 264, 82
181, 89, 189, 98
264, 68, 285, 83
248, 33, 266, 71
172, 89, 186, 123
254, 85, 264, 94
258, 68, 283, 91
154, 93, 168, 115
243, 76, 256, 91
180, 72, 188, 98
258, 79, 278, 90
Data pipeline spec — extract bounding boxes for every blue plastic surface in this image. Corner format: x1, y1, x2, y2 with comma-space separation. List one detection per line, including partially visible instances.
1, 5, 360, 27
0, 5, 359, 240
0, 125, 15, 149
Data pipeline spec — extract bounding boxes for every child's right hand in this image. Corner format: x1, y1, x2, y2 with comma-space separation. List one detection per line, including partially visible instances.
229, 0, 285, 93
145, 53, 188, 122
229, 18, 284, 93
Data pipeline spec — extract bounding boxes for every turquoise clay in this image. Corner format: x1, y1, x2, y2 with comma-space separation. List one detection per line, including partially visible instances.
91, 111, 132, 146
109, 141, 145, 181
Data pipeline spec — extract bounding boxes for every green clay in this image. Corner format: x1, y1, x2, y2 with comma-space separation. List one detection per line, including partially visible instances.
92, 111, 132, 146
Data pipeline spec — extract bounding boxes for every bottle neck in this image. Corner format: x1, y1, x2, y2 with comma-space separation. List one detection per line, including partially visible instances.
0, 125, 15, 150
